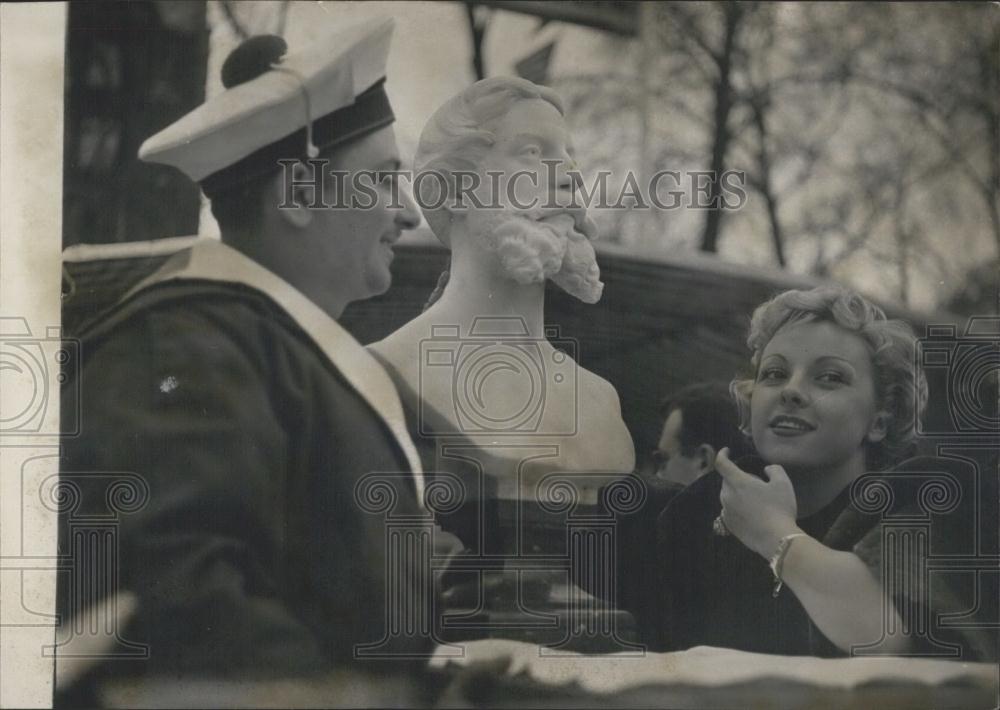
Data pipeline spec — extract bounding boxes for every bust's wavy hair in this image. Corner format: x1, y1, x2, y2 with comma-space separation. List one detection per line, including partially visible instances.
731, 286, 928, 470
414, 77, 565, 245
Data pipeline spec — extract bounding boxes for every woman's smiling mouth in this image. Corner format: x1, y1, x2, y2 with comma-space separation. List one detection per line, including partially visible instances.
769, 414, 817, 435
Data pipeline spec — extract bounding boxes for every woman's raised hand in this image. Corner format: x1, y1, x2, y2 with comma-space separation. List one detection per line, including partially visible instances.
716, 447, 801, 558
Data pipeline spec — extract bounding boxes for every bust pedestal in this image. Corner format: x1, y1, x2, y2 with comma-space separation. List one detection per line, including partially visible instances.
434, 468, 644, 653
367, 316, 640, 652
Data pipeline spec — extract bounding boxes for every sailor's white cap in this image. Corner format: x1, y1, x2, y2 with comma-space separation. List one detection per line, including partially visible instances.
139, 16, 395, 195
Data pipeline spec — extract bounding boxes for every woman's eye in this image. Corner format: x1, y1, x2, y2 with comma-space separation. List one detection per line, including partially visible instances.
817, 371, 847, 385
521, 145, 541, 158
758, 367, 785, 383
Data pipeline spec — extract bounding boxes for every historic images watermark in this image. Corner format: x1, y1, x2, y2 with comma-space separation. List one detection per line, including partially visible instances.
352, 316, 647, 658
848, 317, 999, 658
45, 472, 150, 662
916, 317, 1000, 438
352, 469, 648, 659
1, 317, 148, 689
0, 318, 79, 437
1, 468, 151, 688
419, 317, 579, 437
277, 159, 748, 213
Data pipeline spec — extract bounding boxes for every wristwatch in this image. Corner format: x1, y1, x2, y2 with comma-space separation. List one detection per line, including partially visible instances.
768, 532, 808, 598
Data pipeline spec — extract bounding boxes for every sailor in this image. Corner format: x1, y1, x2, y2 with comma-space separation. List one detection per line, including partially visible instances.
57, 17, 432, 691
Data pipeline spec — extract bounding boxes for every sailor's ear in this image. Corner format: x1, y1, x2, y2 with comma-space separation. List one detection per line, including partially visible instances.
274, 161, 315, 229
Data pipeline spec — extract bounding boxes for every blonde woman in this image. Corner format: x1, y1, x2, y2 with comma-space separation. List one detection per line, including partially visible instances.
652, 287, 996, 660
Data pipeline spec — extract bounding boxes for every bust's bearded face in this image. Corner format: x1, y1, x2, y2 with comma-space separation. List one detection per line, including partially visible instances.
461, 99, 604, 304
467, 208, 602, 303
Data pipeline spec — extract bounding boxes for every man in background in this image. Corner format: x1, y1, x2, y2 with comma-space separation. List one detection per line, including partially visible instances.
652, 381, 748, 488
610, 381, 751, 644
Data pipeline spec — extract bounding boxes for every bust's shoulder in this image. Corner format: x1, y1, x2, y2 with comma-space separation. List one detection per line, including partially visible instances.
366, 333, 402, 364
564, 358, 634, 470
368, 319, 427, 372
574, 364, 623, 408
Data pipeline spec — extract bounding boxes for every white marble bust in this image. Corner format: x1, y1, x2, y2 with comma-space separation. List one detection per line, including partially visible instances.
370, 77, 634, 503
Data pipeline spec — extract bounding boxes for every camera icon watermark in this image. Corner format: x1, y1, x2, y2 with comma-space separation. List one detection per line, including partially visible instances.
916, 317, 999, 437
849, 450, 999, 659
418, 316, 578, 437
0, 317, 80, 436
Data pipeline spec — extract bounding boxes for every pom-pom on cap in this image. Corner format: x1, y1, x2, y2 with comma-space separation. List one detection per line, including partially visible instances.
221, 35, 288, 89
138, 16, 395, 189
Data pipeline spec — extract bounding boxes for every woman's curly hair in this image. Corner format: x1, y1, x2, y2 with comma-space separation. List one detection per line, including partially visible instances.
731, 286, 928, 470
